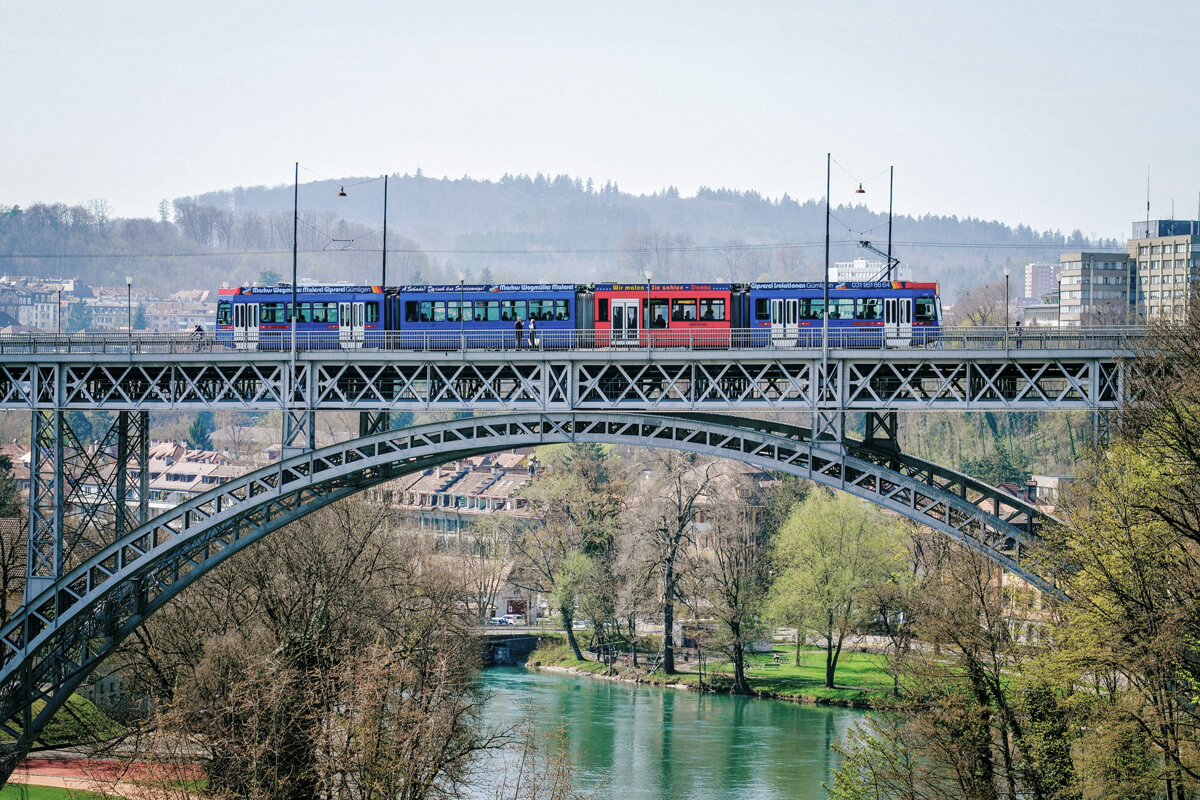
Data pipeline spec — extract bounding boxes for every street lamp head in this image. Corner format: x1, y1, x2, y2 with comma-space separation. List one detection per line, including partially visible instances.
458, 272, 466, 284
125, 275, 132, 287
1004, 266, 1011, 278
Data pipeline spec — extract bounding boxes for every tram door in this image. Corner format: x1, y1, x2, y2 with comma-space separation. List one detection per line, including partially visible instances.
770, 298, 799, 343
234, 303, 259, 350
338, 301, 366, 348
884, 297, 913, 347
611, 299, 640, 344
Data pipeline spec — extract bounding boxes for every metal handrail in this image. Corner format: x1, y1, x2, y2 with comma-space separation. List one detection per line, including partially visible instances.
0, 326, 1149, 355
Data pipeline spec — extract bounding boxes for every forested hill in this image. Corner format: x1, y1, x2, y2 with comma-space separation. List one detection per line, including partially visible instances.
1, 173, 1120, 298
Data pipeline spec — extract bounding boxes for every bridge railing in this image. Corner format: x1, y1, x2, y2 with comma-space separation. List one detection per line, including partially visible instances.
0, 325, 1148, 355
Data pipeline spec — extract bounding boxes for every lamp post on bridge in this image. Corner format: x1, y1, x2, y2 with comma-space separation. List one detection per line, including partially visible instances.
125, 275, 132, 346
1004, 266, 1011, 352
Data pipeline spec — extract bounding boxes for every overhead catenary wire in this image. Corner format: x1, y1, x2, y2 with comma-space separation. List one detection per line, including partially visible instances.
0, 237, 1102, 261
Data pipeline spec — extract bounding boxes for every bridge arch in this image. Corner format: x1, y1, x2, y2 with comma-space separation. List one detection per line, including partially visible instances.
0, 410, 1058, 772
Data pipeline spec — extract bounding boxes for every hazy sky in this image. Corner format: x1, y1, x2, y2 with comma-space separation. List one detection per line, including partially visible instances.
4, 1, 1198, 240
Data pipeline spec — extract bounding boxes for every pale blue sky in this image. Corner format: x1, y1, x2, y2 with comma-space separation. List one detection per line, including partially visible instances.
3, 0, 1197, 239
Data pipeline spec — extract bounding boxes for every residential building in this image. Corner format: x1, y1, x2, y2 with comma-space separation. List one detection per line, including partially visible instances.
1022, 262, 1061, 305
1128, 219, 1200, 322
1056, 252, 1131, 326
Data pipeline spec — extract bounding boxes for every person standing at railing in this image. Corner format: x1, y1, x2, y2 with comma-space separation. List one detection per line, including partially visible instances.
191, 324, 206, 352
1014, 320, 1022, 350
527, 317, 536, 349
514, 317, 523, 349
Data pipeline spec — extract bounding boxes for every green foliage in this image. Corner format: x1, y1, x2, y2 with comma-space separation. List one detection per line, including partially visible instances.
766, 491, 908, 687
33, 693, 126, 746
188, 410, 214, 450
961, 436, 1031, 485
133, 302, 146, 330
258, 269, 281, 285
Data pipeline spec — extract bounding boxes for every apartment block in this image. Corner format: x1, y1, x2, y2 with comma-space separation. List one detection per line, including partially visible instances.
1128, 220, 1200, 322
1057, 252, 1131, 326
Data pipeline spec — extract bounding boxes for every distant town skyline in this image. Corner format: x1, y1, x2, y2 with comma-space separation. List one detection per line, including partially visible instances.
3, 1, 1198, 240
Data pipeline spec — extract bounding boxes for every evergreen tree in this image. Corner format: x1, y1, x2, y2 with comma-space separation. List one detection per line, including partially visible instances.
188, 411, 215, 450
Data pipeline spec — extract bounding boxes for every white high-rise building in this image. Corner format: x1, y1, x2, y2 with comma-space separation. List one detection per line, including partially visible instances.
828, 257, 911, 282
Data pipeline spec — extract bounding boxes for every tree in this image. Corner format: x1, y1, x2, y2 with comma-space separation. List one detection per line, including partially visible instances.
949, 279, 1009, 327
766, 490, 907, 686
115, 497, 497, 799
132, 303, 146, 330
187, 411, 214, 450
699, 499, 770, 694
626, 451, 722, 673
65, 300, 93, 333
257, 269, 281, 286
0, 455, 25, 623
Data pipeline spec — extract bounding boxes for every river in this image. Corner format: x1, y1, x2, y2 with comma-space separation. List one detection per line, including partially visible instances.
474, 667, 864, 800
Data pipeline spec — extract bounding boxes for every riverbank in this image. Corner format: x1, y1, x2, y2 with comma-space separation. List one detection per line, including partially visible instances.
525, 643, 890, 708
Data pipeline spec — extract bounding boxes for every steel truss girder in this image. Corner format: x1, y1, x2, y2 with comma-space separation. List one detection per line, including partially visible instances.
27, 410, 149, 602
0, 410, 1064, 779
0, 353, 1125, 412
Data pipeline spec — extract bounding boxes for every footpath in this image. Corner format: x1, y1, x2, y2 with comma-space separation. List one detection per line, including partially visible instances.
7, 748, 201, 798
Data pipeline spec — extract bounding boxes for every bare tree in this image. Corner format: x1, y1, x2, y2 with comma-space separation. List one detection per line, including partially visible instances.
948, 280, 1009, 327
699, 499, 771, 694
627, 451, 722, 674
113, 496, 497, 799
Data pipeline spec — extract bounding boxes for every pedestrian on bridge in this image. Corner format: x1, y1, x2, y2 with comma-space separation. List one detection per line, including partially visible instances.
528, 317, 536, 349
514, 317, 523, 349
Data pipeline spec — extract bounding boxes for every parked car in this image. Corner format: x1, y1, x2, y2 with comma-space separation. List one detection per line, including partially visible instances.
503, 614, 525, 626
487, 617, 512, 626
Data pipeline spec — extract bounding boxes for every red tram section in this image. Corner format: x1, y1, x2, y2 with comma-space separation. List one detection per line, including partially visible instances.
593, 283, 735, 347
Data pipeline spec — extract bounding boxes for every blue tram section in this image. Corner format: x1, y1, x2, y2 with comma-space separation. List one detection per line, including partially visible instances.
397, 283, 578, 348
216, 285, 387, 350
745, 281, 942, 347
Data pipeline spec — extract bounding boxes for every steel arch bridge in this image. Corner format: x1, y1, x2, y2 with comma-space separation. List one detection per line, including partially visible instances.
0, 410, 1058, 776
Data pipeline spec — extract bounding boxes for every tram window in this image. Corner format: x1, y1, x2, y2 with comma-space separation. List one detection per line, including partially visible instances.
217, 302, 231, 326
297, 303, 312, 323
365, 302, 380, 324
597, 298, 609, 322
405, 301, 420, 323
501, 300, 527, 321
529, 299, 555, 321
699, 299, 725, 321
799, 299, 823, 320
650, 300, 668, 327
432, 302, 447, 323
828, 299, 854, 320
476, 300, 499, 322
260, 302, 286, 324
914, 297, 936, 322
672, 299, 696, 321
754, 299, 770, 320
311, 302, 337, 324
555, 299, 569, 320
447, 301, 461, 322
419, 301, 433, 322
857, 298, 882, 320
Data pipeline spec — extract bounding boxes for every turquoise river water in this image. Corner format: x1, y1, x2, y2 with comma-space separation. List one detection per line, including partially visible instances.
474, 668, 864, 800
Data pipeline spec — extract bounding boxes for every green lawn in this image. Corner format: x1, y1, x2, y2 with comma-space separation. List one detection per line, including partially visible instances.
715, 645, 895, 691
0, 784, 107, 800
